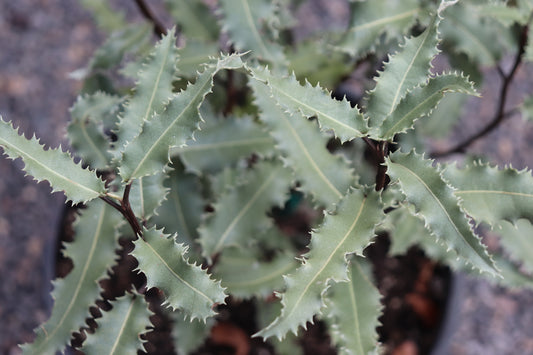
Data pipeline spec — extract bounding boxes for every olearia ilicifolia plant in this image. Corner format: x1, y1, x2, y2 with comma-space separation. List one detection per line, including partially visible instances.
2, 0, 533, 353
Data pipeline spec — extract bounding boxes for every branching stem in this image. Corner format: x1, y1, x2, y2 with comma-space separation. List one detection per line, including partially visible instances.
133, 0, 167, 38
101, 182, 143, 239
363, 138, 390, 191
431, 22, 530, 158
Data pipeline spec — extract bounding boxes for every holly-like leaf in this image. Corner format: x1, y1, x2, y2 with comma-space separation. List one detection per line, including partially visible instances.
214, 247, 298, 299
324, 256, 382, 355
443, 162, 533, 227
0, 117, 106, 204
69, 91, 123, 132
81, 293, 153, 355
114, 28, 180, 156
250, 66, 368, 142
67, 92, 122, 170
378, 73, 478, 140
171, 115, 275, 174
386, 150, 498, 276
255, 187, 383, 340
198, 160, 292, 261
119, 54, 244, 181
131, 227, 226, 321
219, 0, 286, 63
365, 13, 441, 129
336, 0, 420, 57
21, 201, 122, 354
251, 78, 354, 207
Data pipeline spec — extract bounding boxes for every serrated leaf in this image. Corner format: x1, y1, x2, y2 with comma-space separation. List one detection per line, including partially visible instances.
198, 160, 292, 261
324, 256, 382, 355
129, 171, 169, 223
114, 28, 180, 156
132, 227, 226, 321
21, 200, 122, 354
365, 13, 440, 129
82, 293, 153, 355
70, 91, 123, 130
152, 164, 205, 249
440, 2, 506, 66
385, 205, 467, 271
119, 54, 244, 181
250, 66, 368, 142
219, 0, 286, 63
169, 309, 214, 355
164, 0, 219, 42
255, 187, 383, 340
0, 117, 106, 204
443, 162, 533, 227
336, 0, 420, 57
378, 73, 478, 140
67, 92, 122, 170
498, 219, 533, 275
251, 78, 354, 207
213, 247, 298, 299
171, 115, 275, 174
386, 150, 498, 276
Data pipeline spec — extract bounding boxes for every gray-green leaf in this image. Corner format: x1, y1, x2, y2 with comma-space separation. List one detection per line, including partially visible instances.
386, 150, 498, 276
132, 227, 227, 321
0, 117, 106, 204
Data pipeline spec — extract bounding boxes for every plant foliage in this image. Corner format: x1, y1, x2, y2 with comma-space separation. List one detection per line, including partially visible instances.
2, 0, 533, 353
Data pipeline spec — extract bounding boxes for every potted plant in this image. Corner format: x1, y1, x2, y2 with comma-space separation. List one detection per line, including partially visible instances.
2, 0, 533, 354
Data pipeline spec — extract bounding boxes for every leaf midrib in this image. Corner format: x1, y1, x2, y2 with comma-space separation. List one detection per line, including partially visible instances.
143, 239, 215, 304
275, 197, 367, 330
36, 206, 107, 352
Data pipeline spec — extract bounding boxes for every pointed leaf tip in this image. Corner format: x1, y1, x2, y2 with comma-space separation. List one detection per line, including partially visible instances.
0, 117, 106, 204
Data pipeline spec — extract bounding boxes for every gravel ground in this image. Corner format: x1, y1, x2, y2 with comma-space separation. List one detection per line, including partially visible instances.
1, 1, 532, 354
